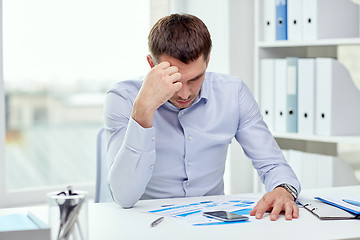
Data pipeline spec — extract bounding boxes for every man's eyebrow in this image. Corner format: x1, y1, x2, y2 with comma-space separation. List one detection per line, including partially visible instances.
187, 70, 206, 81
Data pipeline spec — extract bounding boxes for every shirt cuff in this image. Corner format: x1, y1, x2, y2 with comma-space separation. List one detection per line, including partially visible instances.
123, 117, 156, 152
271, 180, 301, 198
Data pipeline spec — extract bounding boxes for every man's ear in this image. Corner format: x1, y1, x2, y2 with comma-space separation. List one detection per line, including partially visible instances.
205, 55, 210, 68
147, 54, 155, 68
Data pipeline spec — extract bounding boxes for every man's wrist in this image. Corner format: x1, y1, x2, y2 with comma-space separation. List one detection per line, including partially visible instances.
275, 184, 298, 201
131, 98, 156, 128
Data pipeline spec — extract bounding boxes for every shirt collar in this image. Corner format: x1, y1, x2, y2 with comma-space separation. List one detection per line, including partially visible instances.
197, 72, 209, 103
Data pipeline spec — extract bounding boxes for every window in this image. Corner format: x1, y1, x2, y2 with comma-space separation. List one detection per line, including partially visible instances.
1, 0, 152, 207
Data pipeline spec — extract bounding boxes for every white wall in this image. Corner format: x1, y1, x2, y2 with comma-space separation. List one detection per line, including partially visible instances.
0, 0, 6, 200
169, 0, 256, 194
227, 0, 255, 194
170, 0, 231, 74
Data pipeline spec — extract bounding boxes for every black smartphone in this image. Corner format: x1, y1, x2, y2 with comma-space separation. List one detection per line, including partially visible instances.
203, 211, 249, 222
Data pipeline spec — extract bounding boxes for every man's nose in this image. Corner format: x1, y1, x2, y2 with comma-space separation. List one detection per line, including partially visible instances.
177, 85, 190, 99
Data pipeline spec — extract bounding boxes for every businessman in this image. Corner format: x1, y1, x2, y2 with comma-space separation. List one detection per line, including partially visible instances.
104, 13, 301, 221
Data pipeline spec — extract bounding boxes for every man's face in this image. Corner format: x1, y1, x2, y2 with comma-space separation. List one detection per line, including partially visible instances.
158, 55, 209, 109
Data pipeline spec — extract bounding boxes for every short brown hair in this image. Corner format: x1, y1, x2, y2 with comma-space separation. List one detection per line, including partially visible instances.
148, 13, 212, 64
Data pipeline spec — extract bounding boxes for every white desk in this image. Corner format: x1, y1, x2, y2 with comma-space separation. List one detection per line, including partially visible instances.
1, 186, 360, 240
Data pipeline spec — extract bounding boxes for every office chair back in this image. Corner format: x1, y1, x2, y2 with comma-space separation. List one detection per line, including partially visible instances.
95, 127, 113, 203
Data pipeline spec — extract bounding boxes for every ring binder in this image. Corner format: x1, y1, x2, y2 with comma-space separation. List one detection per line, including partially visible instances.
298, 199, 360, 220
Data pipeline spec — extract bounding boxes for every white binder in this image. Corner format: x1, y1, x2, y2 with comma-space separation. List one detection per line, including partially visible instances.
262, 0, 276, 41
302, 0, 359, 41
315, 58, 360, 136
260, 59, 275, 131
286, 58, 298, 133
287, 0, 302, 41
297, 58, 316, 135
298, 198, 359, 220
274, 59, 287, 133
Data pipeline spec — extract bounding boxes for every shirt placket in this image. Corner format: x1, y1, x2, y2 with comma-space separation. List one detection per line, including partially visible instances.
178, 109, 193, 196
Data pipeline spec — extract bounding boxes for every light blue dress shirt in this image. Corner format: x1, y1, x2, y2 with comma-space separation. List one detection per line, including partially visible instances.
104, 72, 300, 208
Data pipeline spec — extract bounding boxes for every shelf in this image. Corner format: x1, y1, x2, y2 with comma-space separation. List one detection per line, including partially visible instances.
257, 38, 360, 48
272, 132, 360, 144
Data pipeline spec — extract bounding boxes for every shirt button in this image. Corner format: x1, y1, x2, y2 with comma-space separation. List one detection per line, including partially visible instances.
181, 111, 184, 115
185, 181, 189, 186
152, 136, 155, 141
150, 164, 154, 169
188, 135, 192, 141
187, 161, 191, 166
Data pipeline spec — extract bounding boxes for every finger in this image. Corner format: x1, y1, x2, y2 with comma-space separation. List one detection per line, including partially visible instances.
251, 197, 271, 219
284, 202, 293, 220
292, 203, 299, 219
249, 199, 261, 216
157, 61, 171, 69
172, 82, 182, 92
252, 200, 267, 219
168, 72, 182, 83
164, 65, 179, 76
249, 209, 257, 216
255, 208, 266, 219
270, 202, 283, 221
249, 205, 261, 216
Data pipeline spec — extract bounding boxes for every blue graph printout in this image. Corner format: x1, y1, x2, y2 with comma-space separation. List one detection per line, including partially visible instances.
143, 197, 259, 226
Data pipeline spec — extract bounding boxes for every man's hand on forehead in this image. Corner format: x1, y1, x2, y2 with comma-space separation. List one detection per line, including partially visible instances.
151, 61, 182, 97
133, 61, 182, 126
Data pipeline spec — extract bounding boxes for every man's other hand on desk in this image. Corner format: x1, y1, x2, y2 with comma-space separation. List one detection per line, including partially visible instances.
249, 187, 299, 221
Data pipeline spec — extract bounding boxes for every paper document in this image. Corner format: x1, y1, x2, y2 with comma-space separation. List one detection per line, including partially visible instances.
141, 197, 259, 226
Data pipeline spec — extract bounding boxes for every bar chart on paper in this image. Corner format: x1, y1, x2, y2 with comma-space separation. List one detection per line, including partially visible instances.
139, 197, 260, 226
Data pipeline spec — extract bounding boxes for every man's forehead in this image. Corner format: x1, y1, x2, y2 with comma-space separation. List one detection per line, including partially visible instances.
156, 54, 207, 81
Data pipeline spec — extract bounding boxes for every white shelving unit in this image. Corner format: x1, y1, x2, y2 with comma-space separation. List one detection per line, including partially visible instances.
272, 132, 360, 145
258, 38, 360, 48
254, 0, 360, 152
253, 0, 360, 192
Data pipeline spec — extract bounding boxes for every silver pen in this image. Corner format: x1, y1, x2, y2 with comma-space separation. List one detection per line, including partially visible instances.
150, 216, 164, 227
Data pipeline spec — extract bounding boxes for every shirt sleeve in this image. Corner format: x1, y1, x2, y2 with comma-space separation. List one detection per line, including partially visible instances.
234, 82, 301, 195
104, 90, 156, 208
